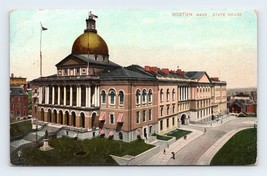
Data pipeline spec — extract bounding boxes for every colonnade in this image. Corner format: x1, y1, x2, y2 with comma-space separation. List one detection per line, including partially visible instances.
178, 86, 190, 101
38, 85, 100, 108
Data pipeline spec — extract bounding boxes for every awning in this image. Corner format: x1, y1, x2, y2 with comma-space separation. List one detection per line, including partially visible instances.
117, 113, 124, 123
100, 129, 105, 135
108, 131, 114, 136
99, 111, 105, 121
136, 129, 142, 135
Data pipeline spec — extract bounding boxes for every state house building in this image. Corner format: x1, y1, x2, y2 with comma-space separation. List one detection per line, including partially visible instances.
31, 13, 227, 142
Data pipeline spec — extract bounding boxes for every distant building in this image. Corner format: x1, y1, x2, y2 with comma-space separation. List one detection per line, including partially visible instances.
10, 87, 28, 121
10, 73, 27, 87
228, 92, 256, 115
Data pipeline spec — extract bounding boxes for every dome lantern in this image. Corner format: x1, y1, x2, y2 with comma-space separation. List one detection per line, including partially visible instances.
71, 12, 109, 61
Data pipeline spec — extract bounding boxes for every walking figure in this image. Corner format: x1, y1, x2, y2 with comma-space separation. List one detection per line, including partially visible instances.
184, 135, 187, 140
167, 143, 169, 149
171, 152, 175, 159
163, 149, 166, 154
204, 128, 206, 133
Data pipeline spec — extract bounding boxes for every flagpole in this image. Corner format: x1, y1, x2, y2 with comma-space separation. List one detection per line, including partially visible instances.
40, 22, 43, 77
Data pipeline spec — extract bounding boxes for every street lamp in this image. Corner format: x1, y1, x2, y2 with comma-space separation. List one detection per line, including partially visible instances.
17, 150, 22, 163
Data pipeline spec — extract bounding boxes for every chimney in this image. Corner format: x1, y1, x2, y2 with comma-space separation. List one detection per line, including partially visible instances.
161, 68, 169, 75
150, 67, 158, 74
176, 70, 185, 77
211, 77, 219, 81
144, 66, 151, 72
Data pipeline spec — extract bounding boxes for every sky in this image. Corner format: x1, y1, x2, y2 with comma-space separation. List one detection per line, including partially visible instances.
10, 9, 257, 88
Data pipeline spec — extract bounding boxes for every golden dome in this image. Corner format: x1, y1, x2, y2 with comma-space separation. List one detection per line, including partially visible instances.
71, 32, 109, 55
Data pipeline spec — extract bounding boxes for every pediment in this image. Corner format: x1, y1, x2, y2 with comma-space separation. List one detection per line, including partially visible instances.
198, 73, 211, 83
56, 54, 86, 67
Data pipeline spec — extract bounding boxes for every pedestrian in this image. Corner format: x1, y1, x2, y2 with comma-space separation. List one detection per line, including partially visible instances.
163, 149, 166, 154
221, 119, 223, 124
66, 130, 68, 136
204, 128, 206, 133
167, 143, 169, 149
171, 152, 175, 159
184, 135, 187, 140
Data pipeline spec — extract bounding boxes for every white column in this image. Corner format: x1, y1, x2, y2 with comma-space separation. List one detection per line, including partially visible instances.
86, 86, 88, 107
52, 86, 55, 105
88, 86, 91, 107
64, 86, 66, 106
185, 87, 187, 100
58, 86, 60, 105
79, 86, 82, 107
45, 86, 49, 104
97, 86, 100, 106
180, 87, 182, 101
188, 87, 191, 100
182, 87, 184, 101
39, 87, 42, 104
70, 86, 73, 106
76, 86, 79, 107
94, 86, 97, 106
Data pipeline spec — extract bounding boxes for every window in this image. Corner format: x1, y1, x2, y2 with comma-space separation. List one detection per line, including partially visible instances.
160, 107, 163, 116
18, 97, 20, 101
119, 91, 124, 105
143, 110, 146, 122
136, 111, 140, 123
172, 105, 175, 114
172, 117, 175, 126
149, 126, 152, 134
136, 90, 141, 104
172, 89, 175, 100
142, 90, 147, 103
149, 109, 152, 121
148, 89, 152, 103
167, 119, 169, 128
108, 89, 116, 105
76, 68, 80, 75
17, 104, 21, 108
166, 89, 170, 102
110, 113, 115, 124
167, 106, 169, 115
160, 89, 163, 102
64, 69, 68, 76
101, 90, 106, 104
160, 120, 163, 130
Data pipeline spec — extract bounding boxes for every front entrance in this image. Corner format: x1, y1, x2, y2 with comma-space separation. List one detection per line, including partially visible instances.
143, 128, 147, 139
181, 114, 186, 125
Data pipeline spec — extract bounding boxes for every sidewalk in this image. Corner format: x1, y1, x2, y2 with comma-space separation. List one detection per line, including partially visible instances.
140, 128, 204, 165
196, 127, 253, 165
189, 115, 236, 128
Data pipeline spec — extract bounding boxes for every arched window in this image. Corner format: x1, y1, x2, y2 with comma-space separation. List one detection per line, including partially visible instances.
119, 91, 124, 105
166, 89, 170, 101
108, 89, 116, 105
136, 89, 141, 104
101, 90, 106, 104
172, 88, 175, 101
148, 89, 153, 103
142, 90, 147, 103
160, 89, 164, 102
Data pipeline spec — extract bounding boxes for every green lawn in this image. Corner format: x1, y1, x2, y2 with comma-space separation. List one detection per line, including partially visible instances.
166, 129, 191, 140
210, 128, 257, 165
10, 120, 32, 139
154, 134, 173, 141
11, 137, 154, 166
